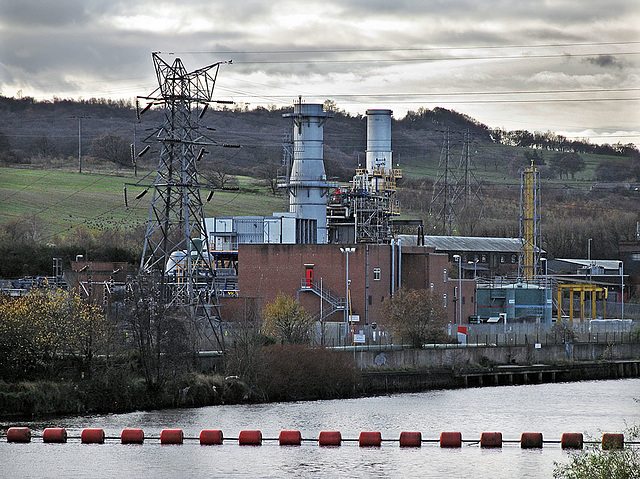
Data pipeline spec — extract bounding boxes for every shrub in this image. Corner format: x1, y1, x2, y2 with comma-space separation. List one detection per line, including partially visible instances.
255, 345, 358, 402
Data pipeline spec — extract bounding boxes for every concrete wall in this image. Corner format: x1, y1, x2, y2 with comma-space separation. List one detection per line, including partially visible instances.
358, 342, 640, 369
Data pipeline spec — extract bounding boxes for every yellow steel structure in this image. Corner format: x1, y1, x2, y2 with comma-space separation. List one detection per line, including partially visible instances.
520, 162, 539, 281
557, 284, 608, 323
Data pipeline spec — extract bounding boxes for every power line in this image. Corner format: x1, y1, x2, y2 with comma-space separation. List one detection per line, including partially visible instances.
228, 51, 640, 65
177, 40, 640, 55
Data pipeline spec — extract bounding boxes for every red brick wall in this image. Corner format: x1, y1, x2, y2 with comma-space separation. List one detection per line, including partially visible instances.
233, 243, 477, 327
237, 244, 392, 325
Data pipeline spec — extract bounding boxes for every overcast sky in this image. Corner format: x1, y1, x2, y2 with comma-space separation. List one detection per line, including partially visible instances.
0, 0, 638, 145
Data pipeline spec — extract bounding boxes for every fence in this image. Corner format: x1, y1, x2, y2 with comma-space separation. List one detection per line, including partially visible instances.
202, 318, 640, 352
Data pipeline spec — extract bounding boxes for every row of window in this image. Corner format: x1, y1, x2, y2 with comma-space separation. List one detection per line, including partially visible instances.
452, 253, 519, 264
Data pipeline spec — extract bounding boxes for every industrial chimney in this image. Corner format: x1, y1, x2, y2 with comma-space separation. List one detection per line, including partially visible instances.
283, 101, 334, 244
365, 109, 393, 194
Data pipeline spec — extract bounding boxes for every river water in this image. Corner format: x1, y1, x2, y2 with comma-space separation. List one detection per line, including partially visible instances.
1, 378, 639, 478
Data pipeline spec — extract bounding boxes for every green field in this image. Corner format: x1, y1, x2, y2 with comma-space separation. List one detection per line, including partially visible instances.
0, 167, 289, 241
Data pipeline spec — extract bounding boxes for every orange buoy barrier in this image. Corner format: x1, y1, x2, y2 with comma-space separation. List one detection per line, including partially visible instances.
160, 429, 184, 445
238, 430, 262, 445
81, 428, 105, 444
121, 428, 145, 444
318, 431, 342, 446
43, 427, 67, 443
480, 432, 502, 448
399, 431, 422, 447
7, 427, 31, 443
359, 431, 382, 447
440, 431, 462, 448
520, 432, 543, 449
602, 433, 624, 450
279, 430, 302, 446
200, 429, 223, 445
561, 433, 583, 449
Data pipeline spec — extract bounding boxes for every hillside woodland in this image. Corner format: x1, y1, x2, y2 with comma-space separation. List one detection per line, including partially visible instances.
0, 95, 639, 270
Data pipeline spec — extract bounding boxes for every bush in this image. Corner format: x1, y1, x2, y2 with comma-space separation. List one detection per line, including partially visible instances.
554, 425, 640, 478
255, 345, 358, 402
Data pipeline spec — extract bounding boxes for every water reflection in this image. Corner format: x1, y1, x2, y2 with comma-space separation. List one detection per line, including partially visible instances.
1, 378, 638, 478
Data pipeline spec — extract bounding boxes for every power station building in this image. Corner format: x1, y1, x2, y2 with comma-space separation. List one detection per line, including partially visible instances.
203, 103, 476, 336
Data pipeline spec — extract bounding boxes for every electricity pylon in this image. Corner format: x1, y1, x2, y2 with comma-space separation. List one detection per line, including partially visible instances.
137, 53, 230, 347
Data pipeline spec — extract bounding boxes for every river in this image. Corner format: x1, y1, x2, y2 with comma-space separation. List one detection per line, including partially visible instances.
1, 378, 639, 478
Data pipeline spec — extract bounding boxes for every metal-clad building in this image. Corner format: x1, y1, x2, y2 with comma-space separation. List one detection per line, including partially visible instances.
399, 235, 527, 278
476, 283, 553, 323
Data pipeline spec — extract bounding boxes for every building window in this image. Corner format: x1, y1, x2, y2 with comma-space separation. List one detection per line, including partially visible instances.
443, 268, 447, 283
500, 255, 506, 263
511, 254, 517, 264
373, 268, 381, 281
443, 293, 447, 308
430, 282, 434, 291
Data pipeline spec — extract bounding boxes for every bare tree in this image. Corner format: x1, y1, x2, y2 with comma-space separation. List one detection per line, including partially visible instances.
381, 288, 448, 348
123, 276, 195, 389
90, 132, 131, 166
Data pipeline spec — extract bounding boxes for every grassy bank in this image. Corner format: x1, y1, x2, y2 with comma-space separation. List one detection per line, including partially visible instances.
0, 372, 256, 418
0, 345, 360, 418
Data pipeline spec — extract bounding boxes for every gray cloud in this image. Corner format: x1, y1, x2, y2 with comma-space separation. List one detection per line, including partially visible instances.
584, 55, 624, 69
0, 0, 637, 144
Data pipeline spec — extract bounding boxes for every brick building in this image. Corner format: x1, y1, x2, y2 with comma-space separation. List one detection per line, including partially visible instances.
220, 243, 476, 330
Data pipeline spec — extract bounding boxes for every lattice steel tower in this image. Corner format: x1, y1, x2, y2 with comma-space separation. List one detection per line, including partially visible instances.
138, 53, 228, 320
519, 161, 541, 281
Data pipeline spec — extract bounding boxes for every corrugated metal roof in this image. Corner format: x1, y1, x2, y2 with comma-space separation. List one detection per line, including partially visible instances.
399, 235, 527, 253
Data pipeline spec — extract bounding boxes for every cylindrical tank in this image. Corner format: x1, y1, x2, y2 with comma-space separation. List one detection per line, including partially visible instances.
283, 102, 333, 244
365, 109, 393, 193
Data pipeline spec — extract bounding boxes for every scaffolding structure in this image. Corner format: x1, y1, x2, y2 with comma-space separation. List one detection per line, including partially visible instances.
519, 162, 541, 281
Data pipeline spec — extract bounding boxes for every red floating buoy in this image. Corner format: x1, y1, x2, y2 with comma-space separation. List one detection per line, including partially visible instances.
359, 431, 382, 447
602, 433, 624, 450
121, 428, 145, 444
279, 430, 302, 446
200, 429, 223, 445
160, 429, 184, 445
7, 427, 31, 443
43, 427, 67, 443
561, 433, 583, 449
521, 432, 543, 449
238, 430, 262, 445
399, 431, 422, 447
81, 428, 105, 444
7, 427, 31, 442
481, 432, 502, 448
318, 431, 342, 446
560, 432, 583, 449
440, 431, 462, 448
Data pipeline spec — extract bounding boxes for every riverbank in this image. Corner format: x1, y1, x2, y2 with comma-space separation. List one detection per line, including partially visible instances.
0, 372, 254, 419
2, 339, 639, 418
359, 359, 640, 395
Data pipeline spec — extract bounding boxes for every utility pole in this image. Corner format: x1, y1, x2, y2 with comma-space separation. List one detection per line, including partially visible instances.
71, 116, 90, 173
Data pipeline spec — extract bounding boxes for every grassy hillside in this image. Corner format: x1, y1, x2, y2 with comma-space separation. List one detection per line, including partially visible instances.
0, 166, 288, 242
1, 96, 638, 263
